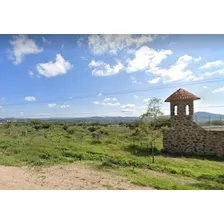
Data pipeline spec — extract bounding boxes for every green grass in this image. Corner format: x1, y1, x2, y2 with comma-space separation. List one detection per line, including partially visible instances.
0, 122, 223, 190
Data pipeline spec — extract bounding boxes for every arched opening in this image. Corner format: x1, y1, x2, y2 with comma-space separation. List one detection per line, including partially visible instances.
186, 105, 190, 115
174, 105, 178, 116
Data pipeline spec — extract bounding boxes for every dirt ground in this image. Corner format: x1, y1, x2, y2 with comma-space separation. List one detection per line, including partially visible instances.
0, 163, 153, 190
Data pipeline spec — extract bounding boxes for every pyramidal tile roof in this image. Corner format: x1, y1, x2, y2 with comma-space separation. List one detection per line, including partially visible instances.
165, 88, 200, 102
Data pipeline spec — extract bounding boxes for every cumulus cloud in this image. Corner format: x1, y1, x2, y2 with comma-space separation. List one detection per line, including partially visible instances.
126, 46, 172, 73
88, 34, 156, 55
36, 54, 73, 78
148, 77, 160, 84
202, 68, 224, 77
9, 35, 43, 64
24, 96, 36, 102
48, 104, 71, 108
93, 98, 120, 106
148, 54, 202, 82
199, 60, 224, 69
89, 60, 123, 76
212, 86, 224, 93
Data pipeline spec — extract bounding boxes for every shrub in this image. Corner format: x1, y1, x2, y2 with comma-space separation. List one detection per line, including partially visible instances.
161, 126, 170, 133
30, 119, 42, 125
66, 127, 76, 134
88, 126, 96, 132
99, 129, 109, 135
150, 117, 171, 129
34, 125, 41, 131
63, 125, 68, 131
42, 122, 52, 129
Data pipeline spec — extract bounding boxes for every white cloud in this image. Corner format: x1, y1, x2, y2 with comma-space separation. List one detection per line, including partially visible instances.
212, 86, 224, 93
143, 98, 151, 102
148, 77, 160, 84
203, 86, 208, 89
130, 76, 141, 84
98, 93, 102, 96
9, 35, 43, 64
36, 54, 73, 78
77, 37, 85, 47
59, 105, 71, 108
121, 104, 136, 109
202, 68, 224, 77
194, 57, 202, 63
133, 95, 140, 99
28, 70, 35, 77
48, 104, 57, 108
42, 37, 51, 44
24, 96, 36, 102
148, 54, 201, 82
126, 46, 172, 73
93, 98, 120, 106
88, 34, 156, 55
48, 104, 71, 108
89, 60, 123, 76
199, 60, 224, 69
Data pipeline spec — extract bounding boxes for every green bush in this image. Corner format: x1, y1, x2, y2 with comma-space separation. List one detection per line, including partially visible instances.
99, 129, 109, 135
66, 127, 76, 134
30, 119, 42, 125
34, 125, 41, 131
150, 117, 171, 129
42, 122, 52, 129
88, 126, 96, 132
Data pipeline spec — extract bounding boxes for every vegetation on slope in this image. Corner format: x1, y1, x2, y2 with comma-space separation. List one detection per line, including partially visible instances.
0, 119, 223, 190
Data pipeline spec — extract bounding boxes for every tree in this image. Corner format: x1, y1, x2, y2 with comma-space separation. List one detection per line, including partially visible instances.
139, 97, 164, 163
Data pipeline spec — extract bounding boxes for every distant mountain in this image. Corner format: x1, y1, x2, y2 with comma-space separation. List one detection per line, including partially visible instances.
194, 112, 224, 122
1, 112, 224, 123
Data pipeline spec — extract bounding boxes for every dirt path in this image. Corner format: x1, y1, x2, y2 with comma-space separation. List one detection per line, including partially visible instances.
0, 163, 153, 190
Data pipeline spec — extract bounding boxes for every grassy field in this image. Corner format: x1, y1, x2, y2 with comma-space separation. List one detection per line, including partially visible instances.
0, 121, 223, 190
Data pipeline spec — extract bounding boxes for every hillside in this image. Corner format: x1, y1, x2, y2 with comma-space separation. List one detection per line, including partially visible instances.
0, 112, 224, 123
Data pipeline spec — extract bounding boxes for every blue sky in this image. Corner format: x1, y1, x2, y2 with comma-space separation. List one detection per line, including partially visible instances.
0, 34, 224, 118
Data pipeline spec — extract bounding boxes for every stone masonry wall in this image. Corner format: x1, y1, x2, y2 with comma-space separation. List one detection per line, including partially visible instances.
163, 116, 224, 157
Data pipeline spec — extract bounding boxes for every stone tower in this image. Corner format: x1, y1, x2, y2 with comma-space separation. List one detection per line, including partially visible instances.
165, 88, 200, 121
163, 88, 224, 157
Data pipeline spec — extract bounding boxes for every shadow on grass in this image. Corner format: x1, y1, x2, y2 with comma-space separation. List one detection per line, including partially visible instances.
189, 182, 224, 190
124, 144, 224, 162
161, 150, 224, 162
197, 174, 224, 184
123, 144, 161, 157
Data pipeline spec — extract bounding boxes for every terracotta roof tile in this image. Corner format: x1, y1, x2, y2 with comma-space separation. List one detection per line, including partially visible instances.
165, 88, 200, 102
